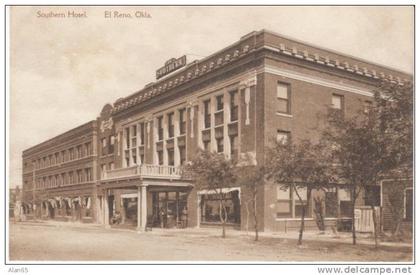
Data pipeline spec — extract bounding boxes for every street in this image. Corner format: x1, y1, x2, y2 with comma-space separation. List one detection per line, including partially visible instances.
9, 221, 412, 262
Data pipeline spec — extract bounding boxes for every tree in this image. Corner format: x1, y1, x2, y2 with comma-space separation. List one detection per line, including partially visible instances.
266, 139, 333, 245
236, 152, 265, 241
323, 81, 413, 247
183, 149, 237, 238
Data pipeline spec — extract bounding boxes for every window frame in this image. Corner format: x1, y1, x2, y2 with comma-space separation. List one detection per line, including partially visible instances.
331, 94, 344, 111
276, 82, 291, 114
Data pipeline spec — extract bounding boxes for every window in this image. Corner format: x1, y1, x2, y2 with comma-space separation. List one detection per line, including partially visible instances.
230, 90, 239, 122
157, 150, 164, 165
230, 135, 238, 160
109, 162, 115, 170
167, 112, 174, 138
332, 94, 344, 110
179, 108, 186, 135
131, 125, 137, 147
167, 148, 174, 166
131, 148, 137, 164
77, 145, 82, 159
404, 188, 413, 221
200, 190, 240, 224
55, 152, 60, 163
276, 187, 292, 217
125, 128, 130, 149
140, 123, 145, 145
100, 138, 107, 155
69, 148, 74, 160
139, 152, 145, 164
204, 100, 211, 128
61, 173, 66, 186
85, 168, 92, 182
69, 172, 74, 184
338, 187, 352, 217
101, 164, 106, 179
125, 152, 130, 167
277, 82, 290, 114
157, 116, 164, 141
216, 95, 224, 111
109, 136, 115, 154
294, 187, 309, 218
179, 146, 186, 165
77, 170, 83, 183
276, 186, 310, 218
276, 130, 290, 145
203, 140, 211, 151
85, 142, 92, 156
216, 137, 224, 153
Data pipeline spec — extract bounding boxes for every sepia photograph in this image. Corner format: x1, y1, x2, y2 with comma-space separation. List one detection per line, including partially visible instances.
5, 4, 414, 268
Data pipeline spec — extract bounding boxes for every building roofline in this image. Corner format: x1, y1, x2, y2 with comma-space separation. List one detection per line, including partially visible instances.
260, 29, 412, 76
22, 120, 97, 156
112, 29, 412, 115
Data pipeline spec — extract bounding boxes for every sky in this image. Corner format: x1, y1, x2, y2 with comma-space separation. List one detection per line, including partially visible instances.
8, 6, 414, 187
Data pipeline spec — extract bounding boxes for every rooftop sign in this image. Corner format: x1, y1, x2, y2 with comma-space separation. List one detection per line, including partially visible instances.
156, 55, 187, 79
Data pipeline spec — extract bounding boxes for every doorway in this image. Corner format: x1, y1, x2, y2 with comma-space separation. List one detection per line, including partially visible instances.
151, 191, 188, 228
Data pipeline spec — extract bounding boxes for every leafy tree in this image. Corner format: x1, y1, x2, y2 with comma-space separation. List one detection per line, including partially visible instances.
266, 139, 333, 245
323, 81, 413, 247
183, 149, 237, 238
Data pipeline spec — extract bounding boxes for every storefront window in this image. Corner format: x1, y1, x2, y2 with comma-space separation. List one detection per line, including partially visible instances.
200, 190, 240, 224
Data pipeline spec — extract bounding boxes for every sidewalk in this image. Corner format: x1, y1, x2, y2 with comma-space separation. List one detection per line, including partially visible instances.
13, 219, 412, 249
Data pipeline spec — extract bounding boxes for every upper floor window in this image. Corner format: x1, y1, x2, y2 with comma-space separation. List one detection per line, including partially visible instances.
179, 146, 186, 165
277, 82, 291, 114
276, 130, 290, 145
230, 90, 239, 122
109, 136, 115, 154
131, 125, 137, 148
332, 94, 344, 110
179, 108, 186, 135
204, 99, 211, 129
85, 142, 92, 156
216, 137, 224, 153
157, 116, 164, 141
167, 148, 175, 166
77, 145, 82, 159
140, 122, 145, 145
167, 112, 174, 138
216, 95, 224, 111
101, 138, 107, 155
230, 135, 238, 160
125, 128, 130, 149
69, 148, 75, 160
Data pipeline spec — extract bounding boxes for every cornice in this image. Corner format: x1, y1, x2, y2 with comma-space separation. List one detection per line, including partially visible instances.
111, 30, 410, 117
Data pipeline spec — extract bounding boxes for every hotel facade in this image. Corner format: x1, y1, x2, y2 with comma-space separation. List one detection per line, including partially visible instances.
21, 30, 412, 232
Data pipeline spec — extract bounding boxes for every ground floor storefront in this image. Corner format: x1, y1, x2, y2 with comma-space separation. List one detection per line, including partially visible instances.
21, 179, 413, 234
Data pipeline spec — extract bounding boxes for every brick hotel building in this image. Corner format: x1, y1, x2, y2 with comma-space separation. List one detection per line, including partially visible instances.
21, 30, 412, 232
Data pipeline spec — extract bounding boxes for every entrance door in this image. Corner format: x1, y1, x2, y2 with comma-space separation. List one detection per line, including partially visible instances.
151, 191, 188, 228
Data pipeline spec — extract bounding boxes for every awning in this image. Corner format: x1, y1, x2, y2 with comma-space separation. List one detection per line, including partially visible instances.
197, 187, 241, 195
